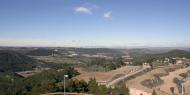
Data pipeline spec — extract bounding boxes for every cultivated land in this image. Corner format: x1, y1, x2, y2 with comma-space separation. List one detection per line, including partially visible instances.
126, 67, 169, 94
156, 66, 190, 94
158, 68, 190, 95
126, 65, 188, 95
74, 66, 141, 82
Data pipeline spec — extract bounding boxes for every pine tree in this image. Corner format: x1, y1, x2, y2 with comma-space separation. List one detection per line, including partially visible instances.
88, 78, 98, 94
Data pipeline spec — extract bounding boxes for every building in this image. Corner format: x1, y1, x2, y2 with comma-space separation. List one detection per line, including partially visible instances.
129, 88, 152, 95
173, 57, 190, 65
15, 71, 37, 78
97, 81, 108, 85
41, 92, 93, 95
142, 63, 151, 69
15, 67, 50, 78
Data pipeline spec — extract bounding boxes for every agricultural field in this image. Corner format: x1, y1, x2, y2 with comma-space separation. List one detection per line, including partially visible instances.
126, 65, 189, 95
157, 66, 190, 95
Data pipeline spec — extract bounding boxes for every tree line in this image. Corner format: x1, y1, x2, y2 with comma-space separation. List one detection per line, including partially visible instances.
0, 66, 130, 95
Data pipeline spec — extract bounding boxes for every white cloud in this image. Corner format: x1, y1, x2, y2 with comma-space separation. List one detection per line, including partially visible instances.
74, 6, 92, 14
104, 11, 112, 20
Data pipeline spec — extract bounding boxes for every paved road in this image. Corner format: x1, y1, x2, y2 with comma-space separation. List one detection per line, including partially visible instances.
106, 67, 149, 88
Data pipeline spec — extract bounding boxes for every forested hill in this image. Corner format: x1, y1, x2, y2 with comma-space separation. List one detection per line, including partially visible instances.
145, 49, 190, 59
0, 50, 38, 72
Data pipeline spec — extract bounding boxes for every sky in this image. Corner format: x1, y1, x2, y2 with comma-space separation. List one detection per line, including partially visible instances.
0, 0, 190, 47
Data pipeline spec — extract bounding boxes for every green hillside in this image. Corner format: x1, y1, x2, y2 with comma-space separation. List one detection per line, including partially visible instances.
0, 50, 38, 72
132, 49, 190, 65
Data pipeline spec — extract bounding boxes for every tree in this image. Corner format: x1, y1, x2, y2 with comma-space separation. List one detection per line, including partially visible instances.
170, 87, 175, 95
179, 73, 188, 79
113, 84, 130, 95
96, 85, 108, 95
88, 78, 98, 94
152, 89, 157, 95
120, 84, 130, 95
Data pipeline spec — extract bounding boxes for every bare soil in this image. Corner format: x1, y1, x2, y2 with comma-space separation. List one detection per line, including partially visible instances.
126, 65, 189, 95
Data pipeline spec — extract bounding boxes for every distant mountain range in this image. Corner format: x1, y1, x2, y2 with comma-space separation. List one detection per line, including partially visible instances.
151, 49, 190, 59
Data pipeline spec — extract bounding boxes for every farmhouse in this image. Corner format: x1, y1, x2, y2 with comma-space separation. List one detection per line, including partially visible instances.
15, 67, 50, 78
42, 92, 93, 95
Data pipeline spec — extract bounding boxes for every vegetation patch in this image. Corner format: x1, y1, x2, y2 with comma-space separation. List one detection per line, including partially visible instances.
154, 73, 168, 77
173, 77, 185, 94
141, 75, 164, 88
179, 72, 190, 79
83, 58, 126, 71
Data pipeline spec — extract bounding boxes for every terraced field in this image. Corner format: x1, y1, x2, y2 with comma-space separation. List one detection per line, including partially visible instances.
126, 65, 188, 95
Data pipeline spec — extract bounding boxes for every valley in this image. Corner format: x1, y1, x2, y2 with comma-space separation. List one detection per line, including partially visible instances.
0, 47, 190, 95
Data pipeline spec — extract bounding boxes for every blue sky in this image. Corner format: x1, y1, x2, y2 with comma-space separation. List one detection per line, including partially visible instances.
0, 0, 190, 47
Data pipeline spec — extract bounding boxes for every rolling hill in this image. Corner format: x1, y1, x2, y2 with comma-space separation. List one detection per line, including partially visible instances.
131, 49, 190, 65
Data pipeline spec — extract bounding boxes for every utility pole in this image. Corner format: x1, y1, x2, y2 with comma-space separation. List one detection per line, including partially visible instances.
64, 75, 68, 95
181, 83, 184, 95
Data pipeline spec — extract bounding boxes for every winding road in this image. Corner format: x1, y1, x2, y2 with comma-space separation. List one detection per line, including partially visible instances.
106, 67, 150, 88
